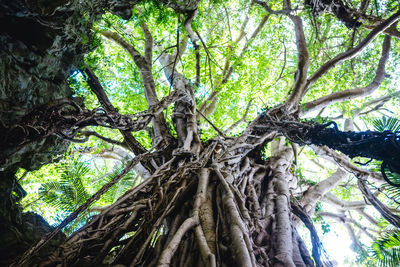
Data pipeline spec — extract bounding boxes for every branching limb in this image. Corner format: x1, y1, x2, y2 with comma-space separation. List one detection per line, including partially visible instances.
301, 35, 391, 115
99, 29, 172, 144
198, 15, 269, 117
75, 130, 124, 146
223, 98, 253, 134
285, 14, 310, 111
355, 90, 400, 117
83, 64, 149, 156
305, 10, 400, 91
358, 177, 400, 228
318, 211, 376, 240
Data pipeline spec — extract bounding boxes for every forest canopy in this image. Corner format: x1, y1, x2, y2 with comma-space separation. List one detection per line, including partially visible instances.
6, 0, 400, 266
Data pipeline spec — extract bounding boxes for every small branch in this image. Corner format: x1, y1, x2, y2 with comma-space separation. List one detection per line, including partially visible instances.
358, 177, 400, 228
224, 98, 253, 134
318, 211, 376, 240
77, 130, 125, 146
198, 15, 269, 116
196, 109, 228, 138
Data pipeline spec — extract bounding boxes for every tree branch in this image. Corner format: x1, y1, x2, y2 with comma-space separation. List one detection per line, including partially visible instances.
223, 98, 253, 134
301, 35, 391, 115
199, 15, 269, 116
305, 9, 400, 91
83, 65, 148, 155
100, 29, 172, 145
358, 177, 400, 228
140, 22, 153, 64
285, 14, 310, 111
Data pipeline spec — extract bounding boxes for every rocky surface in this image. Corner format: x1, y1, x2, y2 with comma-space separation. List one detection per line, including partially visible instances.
0, 0, 141, 264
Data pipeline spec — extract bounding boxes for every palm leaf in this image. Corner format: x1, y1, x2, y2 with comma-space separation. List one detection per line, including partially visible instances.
370, 230, 400, 267
372, 117, 400, 132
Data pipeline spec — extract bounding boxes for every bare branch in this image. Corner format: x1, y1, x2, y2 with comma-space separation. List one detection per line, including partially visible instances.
355, 90, 400, 116
323, 192, 368, 210
197, 109, 228, 138
318, 211, 375, 240
302, 35, 391, 115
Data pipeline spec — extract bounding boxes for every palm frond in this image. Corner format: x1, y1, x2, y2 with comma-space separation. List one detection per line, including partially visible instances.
39, 157, 91, 213
370, 230, 400, 267
372, 117, 400, 132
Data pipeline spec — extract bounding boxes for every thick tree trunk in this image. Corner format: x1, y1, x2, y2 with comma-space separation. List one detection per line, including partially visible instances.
25, 126, 319, 267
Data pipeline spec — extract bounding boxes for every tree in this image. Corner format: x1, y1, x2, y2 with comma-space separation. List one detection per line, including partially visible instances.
4, 0, 400, 266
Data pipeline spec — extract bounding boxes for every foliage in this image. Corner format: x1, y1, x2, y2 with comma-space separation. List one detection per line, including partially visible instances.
372, 116, 400, 132
369, 230, 400, 267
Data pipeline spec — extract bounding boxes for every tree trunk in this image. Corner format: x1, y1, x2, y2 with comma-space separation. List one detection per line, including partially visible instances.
33, 134, 318, 267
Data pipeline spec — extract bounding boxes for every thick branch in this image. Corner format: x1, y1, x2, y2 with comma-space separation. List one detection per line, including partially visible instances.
140, 22, 153, 64
305, 10, 400, 91
285, 15, 310, 111
100, 30, 158, 105
302, 35, 391, 114
299, 168, 346, 217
